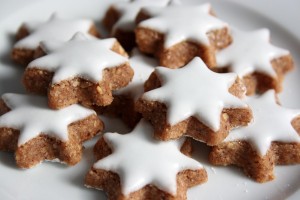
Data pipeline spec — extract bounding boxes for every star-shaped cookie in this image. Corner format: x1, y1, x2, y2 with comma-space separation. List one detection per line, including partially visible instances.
23, 33, 133, 109
85, 119, 207, 199
12, 13, 99, 65
136, 57, 252, 145
102, 0, 170, 50
209, 90, 300, 182
136, 4, 231, 68
0, 93, 103, 168
215, 28, 294, 95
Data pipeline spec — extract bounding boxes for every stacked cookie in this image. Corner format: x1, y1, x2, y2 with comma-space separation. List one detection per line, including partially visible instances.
0, 0, 299, 200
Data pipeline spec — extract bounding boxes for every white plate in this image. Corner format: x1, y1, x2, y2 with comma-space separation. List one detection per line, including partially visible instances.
0, 0, 299, 199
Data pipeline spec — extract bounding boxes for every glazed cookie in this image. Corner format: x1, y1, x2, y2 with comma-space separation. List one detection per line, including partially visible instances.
135, 3, 231, 68
12, 13, 100, 66
96, 49, 156, 127
136, 57, 252, 145
215, 28, 294, 95
23, 33, 133, 109
85, 119, 207, 200
102, 0, 170, 51
209, 90, 300, 182
0, 93, 103, 168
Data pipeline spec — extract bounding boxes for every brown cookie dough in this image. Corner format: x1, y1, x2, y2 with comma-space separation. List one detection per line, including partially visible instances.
85, 120, 207, 200
102, 0, 170, 51
214, 28, 294, 95
136, 57, 252, 145
94, 49, 155, 128
22, 34, 133, 109
135, 4, 232, 68
209, 91, 300, 182
12, 14, 100, 66
0, 93, 103, 168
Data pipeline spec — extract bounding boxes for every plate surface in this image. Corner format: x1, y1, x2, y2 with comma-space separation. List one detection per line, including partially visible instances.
0, 0, 299, 199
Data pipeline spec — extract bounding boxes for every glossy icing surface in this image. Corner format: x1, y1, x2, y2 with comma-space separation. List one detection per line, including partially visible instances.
142, 57, 247, 131
15, 13, 94, 49
216, 28, 289, 77
94, 119, 203, 195
139, 4, 227, 48
0, 93, 95, 146
28, 33, 128, 84
225, 90, 300, 156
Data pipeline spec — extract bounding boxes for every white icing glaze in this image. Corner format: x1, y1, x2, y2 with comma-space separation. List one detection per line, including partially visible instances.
28, 33, 128, 84
216, 28, 290, 77
0, 93, 95, 146
15, 13, 94, 49
139, 4, 227, 48
114, 48, 156, 101
141, 57, 247, 131
225, 90, 300, 156
112, 0, 170, 32
141, 2, 211, 17
93, 119, 203, 196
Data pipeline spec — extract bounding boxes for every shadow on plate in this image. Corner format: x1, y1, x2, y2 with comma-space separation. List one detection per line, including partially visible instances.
0, 152, 19, 170
0, 32, 17, 67
69, 140, 107, 200
0, 70, 25, 94
0, 32, 25, 94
